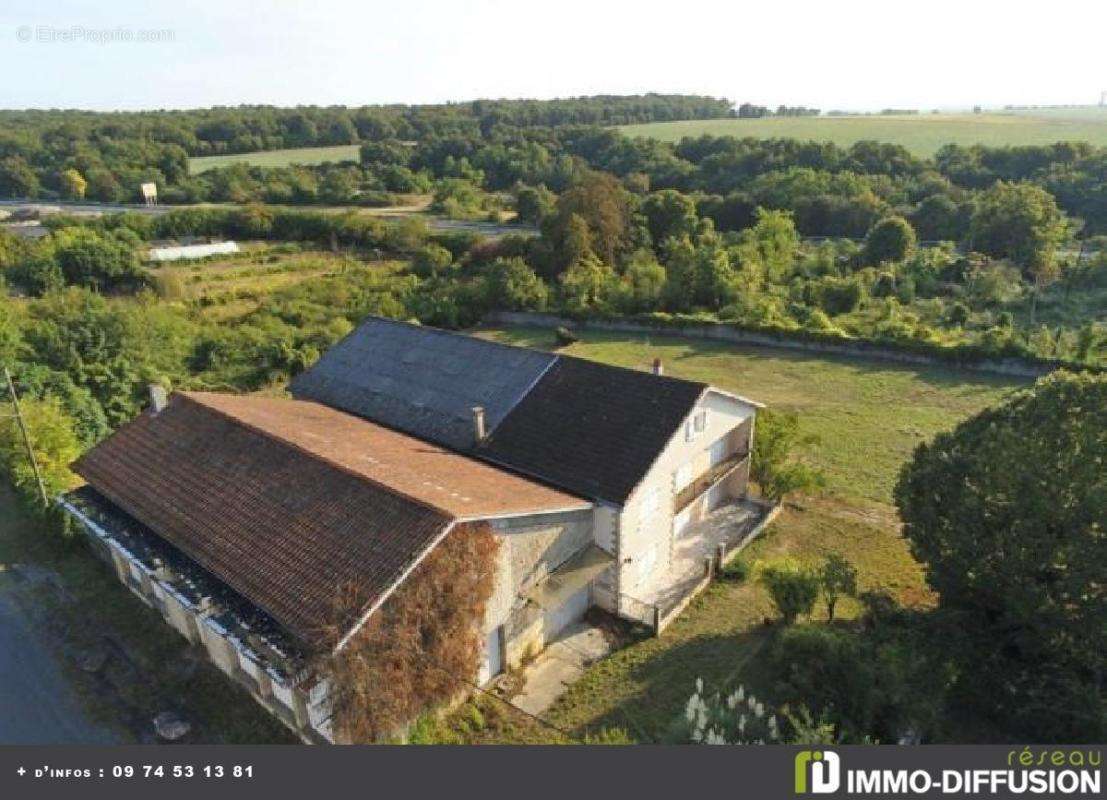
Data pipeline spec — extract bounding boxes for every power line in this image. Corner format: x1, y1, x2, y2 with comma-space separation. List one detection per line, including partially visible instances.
3, 365, 48, 506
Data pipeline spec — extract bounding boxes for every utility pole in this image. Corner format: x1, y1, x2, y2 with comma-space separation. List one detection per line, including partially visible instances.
4, 366, 48, 506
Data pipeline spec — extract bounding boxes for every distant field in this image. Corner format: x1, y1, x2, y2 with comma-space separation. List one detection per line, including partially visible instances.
618, 108, 1107, 155
188, 144, 361, 174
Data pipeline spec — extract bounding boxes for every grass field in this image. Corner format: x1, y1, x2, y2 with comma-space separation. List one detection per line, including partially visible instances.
618, 108, 1107, 155
188, 144, 361, 174
481, 327, 1024, 504
438, 326, 1030, 743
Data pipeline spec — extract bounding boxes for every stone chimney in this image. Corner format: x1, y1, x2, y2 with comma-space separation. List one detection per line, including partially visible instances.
149, 384, 168, 414
471, 406, 487, 443
652, 358, 664, 376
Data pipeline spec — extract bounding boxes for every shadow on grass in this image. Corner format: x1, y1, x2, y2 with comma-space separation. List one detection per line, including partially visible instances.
553, 627, 773, 744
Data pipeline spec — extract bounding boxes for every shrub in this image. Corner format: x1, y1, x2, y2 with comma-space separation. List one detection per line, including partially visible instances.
863, 215, 917, 265
555, 326, 579, 347
582, 727, 635, 745
151, 271, 189, 301
947, 301, 970, 326
871, 271, 896, 298
814, 276, 864, 315
759, 559, 820, 624
751, 408, 826, 504
0, 395, 81, 507
669, 678, 835, 745
721, 555, 750, 582
411, 244, 454, 278
483, 257, 548, 311
671, 680, 783, 744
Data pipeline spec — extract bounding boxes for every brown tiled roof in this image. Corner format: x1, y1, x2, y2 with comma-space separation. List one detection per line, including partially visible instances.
180, 392, 588, 519
72, 393, 585, 646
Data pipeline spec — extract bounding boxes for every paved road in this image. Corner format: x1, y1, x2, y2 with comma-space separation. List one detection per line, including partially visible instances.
0, 198, 539, 238
0, 575, 120, 744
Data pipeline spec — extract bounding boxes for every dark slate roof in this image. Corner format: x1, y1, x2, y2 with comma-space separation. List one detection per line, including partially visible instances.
290, 317, 556, 450
478, 356, 707, 504
290, 316, 714, 505
72, 393, 452, 647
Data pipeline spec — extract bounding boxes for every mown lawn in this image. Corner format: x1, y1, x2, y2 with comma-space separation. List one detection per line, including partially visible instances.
459, 326, 1030, 743
481, 327, 1024, 504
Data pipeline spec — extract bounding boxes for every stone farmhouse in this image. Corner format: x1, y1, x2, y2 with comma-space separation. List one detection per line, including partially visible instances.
60, 317, 773, 742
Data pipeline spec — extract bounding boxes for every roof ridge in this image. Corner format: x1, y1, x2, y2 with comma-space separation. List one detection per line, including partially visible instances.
358, 315, 559, 359
351, 316, 711, 392
176, 392, 457, 521
554, 351, 710, 389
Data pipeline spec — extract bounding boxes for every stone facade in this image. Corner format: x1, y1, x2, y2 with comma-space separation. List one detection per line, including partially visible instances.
483, 508, 595, 672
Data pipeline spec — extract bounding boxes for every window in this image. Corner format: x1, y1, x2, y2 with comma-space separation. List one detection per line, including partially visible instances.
686, 409, 708, 441
694, 409, 708, 434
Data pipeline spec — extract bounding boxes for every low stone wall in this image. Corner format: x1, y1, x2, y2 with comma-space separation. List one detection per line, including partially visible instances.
483, 311, 1066, 379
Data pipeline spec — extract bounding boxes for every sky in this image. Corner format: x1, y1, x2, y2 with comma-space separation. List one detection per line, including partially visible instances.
1, 0, 1105, 112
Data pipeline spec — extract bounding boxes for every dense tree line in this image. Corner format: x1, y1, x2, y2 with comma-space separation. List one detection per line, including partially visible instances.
0, 97, 1103, 241
0, 95, 729, 202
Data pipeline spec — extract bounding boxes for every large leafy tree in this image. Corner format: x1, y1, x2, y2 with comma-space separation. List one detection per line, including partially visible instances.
544, 171, 630, 271
894, 371, 1106, 740
640, 189, 700, 250
737, 207, 799, 281
967, 181, 1069, 277
0, 395, 81, 504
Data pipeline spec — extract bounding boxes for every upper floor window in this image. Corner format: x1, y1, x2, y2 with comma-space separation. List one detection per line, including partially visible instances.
685, 409, 708, 441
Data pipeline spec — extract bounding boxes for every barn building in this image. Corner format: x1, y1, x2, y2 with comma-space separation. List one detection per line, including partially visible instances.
61, 317, 773, 741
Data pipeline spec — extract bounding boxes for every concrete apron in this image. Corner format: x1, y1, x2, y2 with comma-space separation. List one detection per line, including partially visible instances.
510, 621, 613, 717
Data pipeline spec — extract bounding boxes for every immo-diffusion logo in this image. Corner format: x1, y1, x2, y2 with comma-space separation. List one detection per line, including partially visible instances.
793, 748, 1101, 796
795, 751, 841, 794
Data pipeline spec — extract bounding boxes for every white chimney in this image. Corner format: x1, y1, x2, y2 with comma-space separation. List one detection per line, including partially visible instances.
149, 384, 168, 414
652, 358, 664, 376
471, 406, 487, 443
